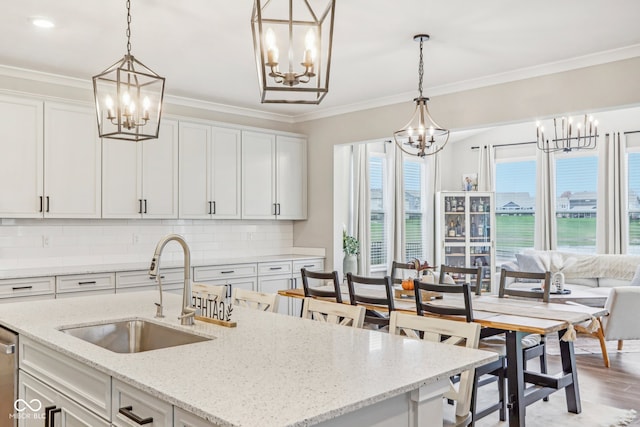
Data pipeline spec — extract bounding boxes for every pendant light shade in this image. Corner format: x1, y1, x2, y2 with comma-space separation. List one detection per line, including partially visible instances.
394, 35, 449, 158
92, 0, 165, 141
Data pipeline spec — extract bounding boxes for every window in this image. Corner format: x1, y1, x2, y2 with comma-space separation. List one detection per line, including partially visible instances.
555, 155, 598, 253
370, 155, 387, 267
495, 159, 536, 263
404, 159, 425, 260
628, 151, 640, 254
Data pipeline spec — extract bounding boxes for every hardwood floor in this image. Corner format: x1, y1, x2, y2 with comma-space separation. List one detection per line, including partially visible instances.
546, 340, 640, 425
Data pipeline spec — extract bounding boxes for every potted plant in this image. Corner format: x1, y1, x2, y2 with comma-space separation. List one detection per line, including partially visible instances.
342, 231, 359, 275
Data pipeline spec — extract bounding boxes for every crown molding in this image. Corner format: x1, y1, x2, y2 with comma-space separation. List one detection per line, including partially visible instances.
2, 43, 639, 125
292, 44, 640, 123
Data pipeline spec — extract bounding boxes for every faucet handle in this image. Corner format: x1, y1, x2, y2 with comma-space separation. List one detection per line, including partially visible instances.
154, 302, 164, 318
179, 307, 196, 325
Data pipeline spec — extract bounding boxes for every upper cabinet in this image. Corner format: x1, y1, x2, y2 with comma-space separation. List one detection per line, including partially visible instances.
102, 119, 179, 219
0, 96, 101, 219
241, 131, 307, 220
179, 123, 241, 219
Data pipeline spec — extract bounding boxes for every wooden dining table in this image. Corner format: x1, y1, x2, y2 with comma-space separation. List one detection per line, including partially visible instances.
278, 286, 608, 427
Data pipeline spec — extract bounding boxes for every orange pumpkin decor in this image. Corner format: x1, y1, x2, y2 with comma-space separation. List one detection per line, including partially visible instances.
401, 278, 414, 290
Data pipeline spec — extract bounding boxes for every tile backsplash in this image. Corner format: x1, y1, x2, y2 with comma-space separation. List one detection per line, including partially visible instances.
0, 218, 295, 268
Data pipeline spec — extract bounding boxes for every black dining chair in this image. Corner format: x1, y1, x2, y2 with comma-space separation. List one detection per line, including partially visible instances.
300, 268, 344, 303
439, 265, 483, 295
346, 273, 395, 329
414, 280, 506, 425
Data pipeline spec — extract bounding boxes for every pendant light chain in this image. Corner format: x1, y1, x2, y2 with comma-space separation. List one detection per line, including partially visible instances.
417, 38, 424, 98
126, 0, 132, 56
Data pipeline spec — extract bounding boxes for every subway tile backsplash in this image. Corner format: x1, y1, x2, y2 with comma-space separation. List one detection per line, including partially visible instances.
0, 218, 294, 268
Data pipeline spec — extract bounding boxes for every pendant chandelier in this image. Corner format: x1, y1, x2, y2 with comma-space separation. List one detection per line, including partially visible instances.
394, 34, 449, 158
92, 0, 165, 141
536, 115, 598, 153
251, 0, 335, 104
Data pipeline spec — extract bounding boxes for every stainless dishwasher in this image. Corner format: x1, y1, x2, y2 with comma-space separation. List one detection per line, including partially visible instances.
0, 326, 18, 427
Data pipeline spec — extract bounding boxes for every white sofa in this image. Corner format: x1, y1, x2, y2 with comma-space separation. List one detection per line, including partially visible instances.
500, 249, 640, 303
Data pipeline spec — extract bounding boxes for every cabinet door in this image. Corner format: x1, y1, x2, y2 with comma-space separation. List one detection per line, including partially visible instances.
44, 102, 101, 218
174, 407, 211, 427
258, 275, 291, 316
142, 119, 179, 218
241, 131, 276, 219
179, 122, 211, 219
276, 136, 307, 219
102, 138, 142, 218
0, 95, 43, 218
211, 127, 241, 218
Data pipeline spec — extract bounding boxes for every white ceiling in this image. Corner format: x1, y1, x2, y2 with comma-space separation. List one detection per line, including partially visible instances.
2, 1, 640, 122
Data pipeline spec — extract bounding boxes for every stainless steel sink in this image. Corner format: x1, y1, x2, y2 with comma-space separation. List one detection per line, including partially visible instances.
60, 319, 213, 353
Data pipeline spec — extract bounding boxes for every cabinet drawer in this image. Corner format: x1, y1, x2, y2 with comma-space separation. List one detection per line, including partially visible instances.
19, 337, 111, 420
293, 259, 325, 275
174, 406, 213, 427
193, 263, 257, 281
0, 276, 55, 299
56, 273, 115, 294
112, 379, 172, 427
258, 261, 292, 276
116, 268, 184, 290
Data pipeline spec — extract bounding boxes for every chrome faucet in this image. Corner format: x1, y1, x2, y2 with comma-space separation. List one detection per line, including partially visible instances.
148, 234, 196, 325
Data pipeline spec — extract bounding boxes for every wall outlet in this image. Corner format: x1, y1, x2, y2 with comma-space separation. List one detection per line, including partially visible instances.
248, 232, 255, 241
132, 234, 140, 245
42, 235, 50, 248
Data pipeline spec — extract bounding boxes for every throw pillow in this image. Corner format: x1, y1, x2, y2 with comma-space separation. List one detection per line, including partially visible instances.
515, 253, 546, 273
630, 264, 640, 286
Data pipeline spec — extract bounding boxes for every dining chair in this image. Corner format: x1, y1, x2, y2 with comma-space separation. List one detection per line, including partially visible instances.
300, 268, 344, 303
390, 261, 418, 286
414, 280, 506, 425
439, 265, 483, 295
497, 268, 551, 397
389, 311, 481, 427
301, 297, 365, 328
231, 287, 280, 313
346, 273, 395, 329
192, 283, 228, 317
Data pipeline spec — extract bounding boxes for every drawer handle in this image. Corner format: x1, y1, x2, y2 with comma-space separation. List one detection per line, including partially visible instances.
303, 264, 315, 268
78, 281, 97, 285
269, 267, 283, 270
220, 270, 235, 274
45, 405, 58, 427
12, 285, 33, 291
119, 405, 153, 425
149, 275, 165, 280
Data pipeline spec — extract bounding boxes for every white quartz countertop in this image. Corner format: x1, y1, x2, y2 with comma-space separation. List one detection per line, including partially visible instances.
0, 292, 496, 426
0, 253, 323, 280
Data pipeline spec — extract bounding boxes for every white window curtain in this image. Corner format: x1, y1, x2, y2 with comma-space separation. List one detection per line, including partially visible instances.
477, 144, 495, 191
351, 143, 371, 275
425, 154, 441, 264
390, 143, 405, 267
535, 148, 557, 250
597, 132, 628, 254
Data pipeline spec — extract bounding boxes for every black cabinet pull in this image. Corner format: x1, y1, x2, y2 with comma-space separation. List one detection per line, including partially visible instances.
303, 264, 315, 268
119, 405, 153, 425
276, 203, 281, 215
212, 201, 216, 214
46, 196, 50, 213
208, 201, 212, 214
149, 275, 165, 280
144, 199, 148, 214
12, 285, 33, 291
47, 407, 61, 427
78, 281, 97, 285
226, 283, 233, 298
269, 267, 283, 271
273, 203, 277, 215
220, 270, 235, 274
138, 199, 143, 214
39, 196, 43, 213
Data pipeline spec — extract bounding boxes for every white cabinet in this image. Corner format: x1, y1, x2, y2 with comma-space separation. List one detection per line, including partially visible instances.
0, 97, 101, 218
436, 191, 496, 293
174, 407, 212, 427
193, 263, 257, 299
179, 122, 241, 219
19, 371, 110, 427
55, 273, 115, 298
241, 131, 307, 220
0, 276, 55, 302
44, 102, 102, 218
102, 119, 179, 218
0, 95, 43, 218
290, 258, 325, 317
112, 379, 172, 427
116, 268, 184, 294
257, 261, 293, 316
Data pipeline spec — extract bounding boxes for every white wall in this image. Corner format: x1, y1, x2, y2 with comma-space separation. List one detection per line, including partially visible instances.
0, 218, 293, 269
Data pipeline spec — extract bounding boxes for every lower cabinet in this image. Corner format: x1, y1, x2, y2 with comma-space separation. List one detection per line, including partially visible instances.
112, 379, 172, 427
19, 371, 110, 427
116, 268, 185, 295
173, 407, 214, 427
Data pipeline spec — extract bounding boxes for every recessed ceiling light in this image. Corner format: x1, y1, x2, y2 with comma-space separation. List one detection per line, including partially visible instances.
31, 17, 55, 29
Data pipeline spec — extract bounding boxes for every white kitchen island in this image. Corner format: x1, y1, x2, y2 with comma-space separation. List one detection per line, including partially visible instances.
0, 292, 496, 426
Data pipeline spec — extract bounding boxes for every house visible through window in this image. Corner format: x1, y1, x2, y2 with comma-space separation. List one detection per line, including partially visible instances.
404, 159, 425, 260
495, 159, 536, 263
370, 155, 387, 267
555, 155, 598, 254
